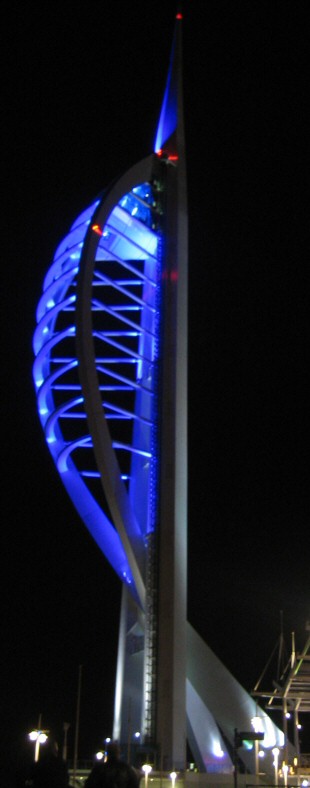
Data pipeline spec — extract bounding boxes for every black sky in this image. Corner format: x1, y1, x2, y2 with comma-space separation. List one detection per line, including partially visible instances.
3, 0, 310, 781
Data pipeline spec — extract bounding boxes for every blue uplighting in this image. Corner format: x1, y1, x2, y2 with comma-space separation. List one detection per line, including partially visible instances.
33, 181, 162, 603
154, 34, 177, 153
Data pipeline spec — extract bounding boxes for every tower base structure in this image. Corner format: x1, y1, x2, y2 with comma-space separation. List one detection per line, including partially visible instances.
113, 618, 293, 774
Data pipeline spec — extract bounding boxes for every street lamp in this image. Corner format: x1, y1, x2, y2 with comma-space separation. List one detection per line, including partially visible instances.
29, 729, 48, 762
170, 772, 177, 788
142, 763, 152, 788
272, 747, 280, 786
282, 763, 289, 787
63, 722, 70, 761
251, 716, 263, 780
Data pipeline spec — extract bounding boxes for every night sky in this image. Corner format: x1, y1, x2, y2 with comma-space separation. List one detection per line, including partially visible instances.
3, 1, 309, 782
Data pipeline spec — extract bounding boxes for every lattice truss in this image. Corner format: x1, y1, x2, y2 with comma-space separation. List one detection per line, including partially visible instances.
33, 181, 162, 598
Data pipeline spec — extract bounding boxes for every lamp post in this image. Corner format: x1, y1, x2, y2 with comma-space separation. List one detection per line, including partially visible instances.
73, 664, 82, 787
63, 722, 70, 761
170, 772, 177, 788
251, 716, 263, 782
96, 737, 111, 762
234, 728, 264, 788
28, 729, 48, 762
282, 763, 289, 788
273, 747, 280, 786
142, 763, 152, 788
104, 738, 111, 759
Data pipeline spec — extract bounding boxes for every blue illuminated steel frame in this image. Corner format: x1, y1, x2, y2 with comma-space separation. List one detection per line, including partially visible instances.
33, 23, 181, 612
33, 168, 160, 609
33, 16, 185, 766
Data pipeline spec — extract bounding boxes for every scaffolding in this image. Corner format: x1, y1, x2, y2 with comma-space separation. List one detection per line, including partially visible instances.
252, 621, 310, 767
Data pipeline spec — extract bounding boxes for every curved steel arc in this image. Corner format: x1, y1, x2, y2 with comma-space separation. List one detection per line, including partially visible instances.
76, 154, 158, 612
58, 462, 132, 582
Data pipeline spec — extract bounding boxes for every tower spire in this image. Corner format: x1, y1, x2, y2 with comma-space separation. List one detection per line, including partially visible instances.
154, 11, 184, 156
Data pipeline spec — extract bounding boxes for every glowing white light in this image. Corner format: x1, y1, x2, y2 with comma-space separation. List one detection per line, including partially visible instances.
251, 716, 264, 733
260, 714, 280, 748
282, 763, 289, 788
96, 751, 104, 760
142, 764, 152, 788
272, 748, 280, 787
213, 742, 224, 758
28, 729, 48, 761
170, 772, 177, 788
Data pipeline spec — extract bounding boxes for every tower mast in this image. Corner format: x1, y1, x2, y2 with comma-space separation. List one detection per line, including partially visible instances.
154, 13, 188, 770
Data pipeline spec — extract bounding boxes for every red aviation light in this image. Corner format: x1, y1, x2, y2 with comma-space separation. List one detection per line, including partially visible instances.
162, 269, 178, 283
176, 13, 183, 20
92, 224, 103, 236
156, 149, 178, 162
